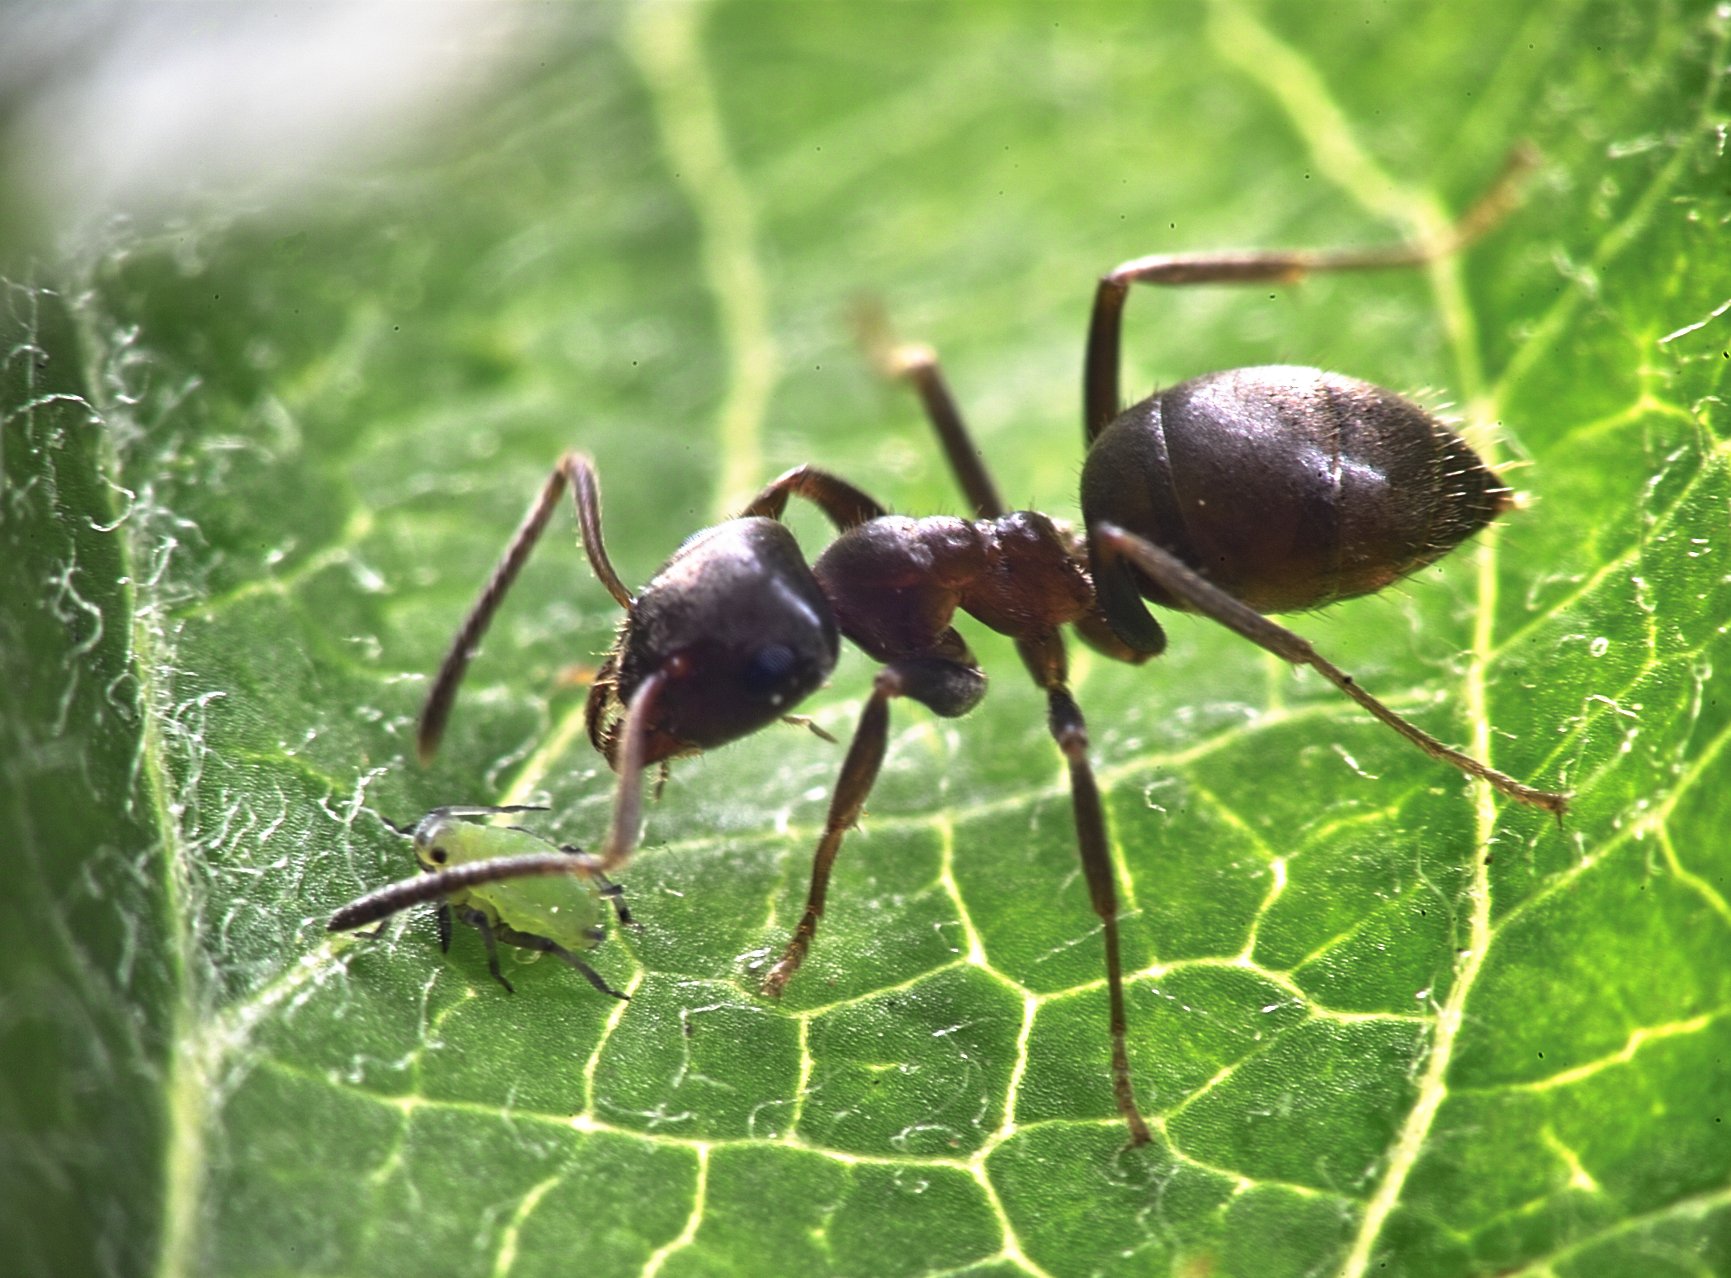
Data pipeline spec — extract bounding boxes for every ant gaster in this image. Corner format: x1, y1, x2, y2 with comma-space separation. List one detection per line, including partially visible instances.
414, 149, 1567, 1147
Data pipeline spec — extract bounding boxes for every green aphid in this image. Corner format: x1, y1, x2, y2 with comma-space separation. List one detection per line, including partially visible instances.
328, 805, 629, 999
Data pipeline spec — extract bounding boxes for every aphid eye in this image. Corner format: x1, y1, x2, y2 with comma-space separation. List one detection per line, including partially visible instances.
429, 846, 449, 863
742, 642, 796, 696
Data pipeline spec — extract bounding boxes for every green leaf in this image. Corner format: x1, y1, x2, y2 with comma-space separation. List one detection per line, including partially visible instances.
5, 1, 1728, 1275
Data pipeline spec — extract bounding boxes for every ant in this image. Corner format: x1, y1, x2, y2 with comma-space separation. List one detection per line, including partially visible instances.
409, 148, 1567, 1146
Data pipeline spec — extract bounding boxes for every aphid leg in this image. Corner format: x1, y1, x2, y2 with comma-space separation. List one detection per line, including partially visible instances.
1096, 524, 1570, 820
426, 804, 551, 821
558, 950, 628, 1001
418, 453, 628, 763
574, 860, 634, 928
495, 925, 630, 1001
762, 656, 985, 998
436, 901, 453, 953
1083, 146, 1539, 441
781, 714, 838, 744
1016, 627, 1152, 1147
459, 906, 516, 994
740, 465, 887, 530
855, 300, 1006, 520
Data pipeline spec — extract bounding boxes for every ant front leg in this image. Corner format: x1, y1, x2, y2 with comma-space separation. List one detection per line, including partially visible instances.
740, 465, 887, 530
1083, 146, 1538, 440
1016, 628, 1152, 1147
761, 656, 985, 998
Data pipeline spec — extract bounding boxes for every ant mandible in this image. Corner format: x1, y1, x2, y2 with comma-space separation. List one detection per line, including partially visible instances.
414, 148, 1567, 1147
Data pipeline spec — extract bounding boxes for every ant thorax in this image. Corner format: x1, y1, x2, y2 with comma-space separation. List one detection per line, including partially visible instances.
812, 510, 1092, 662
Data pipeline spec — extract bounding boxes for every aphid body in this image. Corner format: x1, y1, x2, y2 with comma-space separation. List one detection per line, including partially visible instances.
328, 806, 629, 999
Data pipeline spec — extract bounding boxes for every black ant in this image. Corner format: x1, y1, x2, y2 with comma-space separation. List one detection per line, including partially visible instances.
412, 149, 1567, 1147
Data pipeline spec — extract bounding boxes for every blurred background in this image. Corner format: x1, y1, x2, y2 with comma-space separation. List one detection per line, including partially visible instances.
2, 4, 1726, 1277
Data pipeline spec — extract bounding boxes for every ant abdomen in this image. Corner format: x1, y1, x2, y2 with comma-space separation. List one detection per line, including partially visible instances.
1083, 365, 1510, 650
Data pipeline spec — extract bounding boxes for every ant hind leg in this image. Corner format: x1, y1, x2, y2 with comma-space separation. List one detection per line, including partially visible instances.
1083, 146, 1539, 442
1095, 523, 1569, 819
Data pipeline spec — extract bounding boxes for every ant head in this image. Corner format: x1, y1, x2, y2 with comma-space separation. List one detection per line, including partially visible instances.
586, 517, 840, 768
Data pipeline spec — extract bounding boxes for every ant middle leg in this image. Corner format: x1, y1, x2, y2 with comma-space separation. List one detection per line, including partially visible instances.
1016, 628, 1151, 1146
1083, 145, 1539, 441
853, 306, 1148, 666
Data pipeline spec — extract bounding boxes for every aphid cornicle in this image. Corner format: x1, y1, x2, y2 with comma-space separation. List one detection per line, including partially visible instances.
328, 806, 630, 1000
408, 147, 1567, 1146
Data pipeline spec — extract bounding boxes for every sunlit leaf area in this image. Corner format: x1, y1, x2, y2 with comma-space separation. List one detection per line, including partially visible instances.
2, 2, 1727, 1275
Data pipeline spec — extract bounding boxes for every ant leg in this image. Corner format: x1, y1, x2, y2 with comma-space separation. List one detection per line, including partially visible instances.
1096, 524, 1569, 819
1084, 145, 1538, 441
761, 657, 985, 998
856, 302, 1005, 519
459, 907, 516, 994
1016, 628, 1152, 1147
418, 453, 629, 762
760, 672, 894, 998
853, 307, 1158, 668
329, 853, 602, 933
740, 465, 887, 531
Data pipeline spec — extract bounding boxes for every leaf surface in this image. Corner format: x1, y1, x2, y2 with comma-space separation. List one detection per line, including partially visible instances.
4, 2, 1728, 1276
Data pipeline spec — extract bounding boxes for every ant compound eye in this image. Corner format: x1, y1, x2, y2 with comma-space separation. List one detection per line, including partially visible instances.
742, 643, 798, 699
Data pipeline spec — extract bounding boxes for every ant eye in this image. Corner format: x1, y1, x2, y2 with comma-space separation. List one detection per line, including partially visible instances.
742, 643, 797, 697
